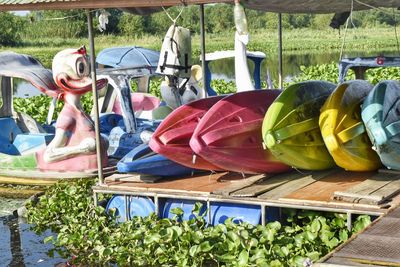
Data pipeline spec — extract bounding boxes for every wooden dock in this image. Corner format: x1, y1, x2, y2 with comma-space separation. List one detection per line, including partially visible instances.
318, 205, 400, 267
93, 168, 400, 218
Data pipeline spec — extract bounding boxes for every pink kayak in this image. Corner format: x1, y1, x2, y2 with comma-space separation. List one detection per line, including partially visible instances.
190, 90, 290, 174
149, 96, 225, 170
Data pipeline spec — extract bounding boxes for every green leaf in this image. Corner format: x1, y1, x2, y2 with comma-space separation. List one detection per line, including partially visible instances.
237, 250, 249, 267
43, 236, 53, 244
199, 241, 213, 252
189, 245, 198, 257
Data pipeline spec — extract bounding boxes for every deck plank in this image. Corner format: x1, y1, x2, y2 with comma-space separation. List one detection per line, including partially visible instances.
230, 171, 308, 197
333, 173, 400, 205
212, 174, 268, 196
258, 169, 340, 200
103, 172, 231, 194
285, 171, 373, 202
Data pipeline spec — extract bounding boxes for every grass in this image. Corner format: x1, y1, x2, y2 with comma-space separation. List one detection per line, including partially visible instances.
1, 27, 399, 68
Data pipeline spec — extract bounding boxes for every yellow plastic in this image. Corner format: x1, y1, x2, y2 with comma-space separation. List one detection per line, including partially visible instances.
319, 80, 381, 171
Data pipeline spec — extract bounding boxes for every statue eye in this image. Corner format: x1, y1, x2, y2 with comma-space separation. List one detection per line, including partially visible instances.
76, 58, 88, 77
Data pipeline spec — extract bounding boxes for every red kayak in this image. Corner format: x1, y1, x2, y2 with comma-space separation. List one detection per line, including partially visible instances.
149, 96, 225, 170
190, 90, 290, 174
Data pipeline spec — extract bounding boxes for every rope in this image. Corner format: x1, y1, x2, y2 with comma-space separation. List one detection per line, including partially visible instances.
162, 6, 184, 24
339, 0, 353, 61
393, 8, 400, 54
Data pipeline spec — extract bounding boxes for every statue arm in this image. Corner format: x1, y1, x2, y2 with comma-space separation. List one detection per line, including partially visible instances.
43, 128, 96, 163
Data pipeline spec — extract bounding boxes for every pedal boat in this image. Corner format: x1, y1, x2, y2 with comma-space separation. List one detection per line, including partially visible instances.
0, 48, 111, 185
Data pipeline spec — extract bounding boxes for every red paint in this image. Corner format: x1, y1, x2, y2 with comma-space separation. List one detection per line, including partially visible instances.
150, 96, 224, 170
190, 90, 290, 174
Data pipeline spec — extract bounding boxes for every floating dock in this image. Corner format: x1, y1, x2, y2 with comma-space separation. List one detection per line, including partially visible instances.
93, 168, 400, 226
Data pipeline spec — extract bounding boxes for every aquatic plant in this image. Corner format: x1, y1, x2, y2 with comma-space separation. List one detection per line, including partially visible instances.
26, 179, 371, 266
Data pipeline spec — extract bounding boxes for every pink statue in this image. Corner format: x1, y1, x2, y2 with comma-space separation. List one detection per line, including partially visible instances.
36, 47, 108, 171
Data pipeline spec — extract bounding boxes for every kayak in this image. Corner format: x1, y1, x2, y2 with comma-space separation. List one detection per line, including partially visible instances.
361, 80, 400, 170
319, 80, 381, 171
190, 90, 290, 174
262, 81, 336, 170
149, 96, 225, 170
118, 144, 198, 177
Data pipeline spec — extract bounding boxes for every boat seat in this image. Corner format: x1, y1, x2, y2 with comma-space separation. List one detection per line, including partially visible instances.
0, 117, 23, 155
13, 133, 54, 155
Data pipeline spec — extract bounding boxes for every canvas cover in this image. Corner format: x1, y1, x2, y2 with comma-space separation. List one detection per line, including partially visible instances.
156, 24, 192, 78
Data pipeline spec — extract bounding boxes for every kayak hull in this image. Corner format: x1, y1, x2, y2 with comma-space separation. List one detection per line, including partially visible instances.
150, 96, 225, 171
262, 81, 337, 170
190, 90, 290, 174
319, 80, 381, 171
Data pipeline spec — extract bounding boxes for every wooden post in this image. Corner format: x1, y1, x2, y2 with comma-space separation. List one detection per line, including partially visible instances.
278, 13, 283, 89
86, 9, 104, 184
199, 4, 207, 96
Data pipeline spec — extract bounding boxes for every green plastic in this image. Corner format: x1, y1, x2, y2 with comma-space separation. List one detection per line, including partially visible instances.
262, 81, 336, 170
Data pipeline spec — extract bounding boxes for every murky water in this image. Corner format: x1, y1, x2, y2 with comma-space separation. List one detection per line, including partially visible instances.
0, 199, 64, 267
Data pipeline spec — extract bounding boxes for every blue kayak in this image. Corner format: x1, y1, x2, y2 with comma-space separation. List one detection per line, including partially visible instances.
118, 143, 199, 177
362, 80, 400, 170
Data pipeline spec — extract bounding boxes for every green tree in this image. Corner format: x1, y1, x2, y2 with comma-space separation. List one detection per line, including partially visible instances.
118, 13, 146, 37
0, 12, 25, 46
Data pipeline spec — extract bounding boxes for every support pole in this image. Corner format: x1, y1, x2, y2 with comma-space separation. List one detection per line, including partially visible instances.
86, 9, 104, 185
199, 4, 207, 96
278, 13, 283, 89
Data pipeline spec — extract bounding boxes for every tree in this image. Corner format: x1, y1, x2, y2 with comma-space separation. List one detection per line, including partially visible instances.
0, 12, 25, 46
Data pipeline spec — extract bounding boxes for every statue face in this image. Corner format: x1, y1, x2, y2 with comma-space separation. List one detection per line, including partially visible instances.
53, 47, 107, 95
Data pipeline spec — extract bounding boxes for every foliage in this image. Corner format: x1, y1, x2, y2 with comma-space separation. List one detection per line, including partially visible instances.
27, 179, 371, 266
13, 93, 93, 124
0, 12, 25, 46
294, 61, 400, 85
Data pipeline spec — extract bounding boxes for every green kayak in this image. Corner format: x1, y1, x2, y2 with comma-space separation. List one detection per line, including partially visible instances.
262, 80, 336, 170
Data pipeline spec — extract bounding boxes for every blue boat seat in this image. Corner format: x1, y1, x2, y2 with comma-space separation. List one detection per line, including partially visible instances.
0, 117, 23, 155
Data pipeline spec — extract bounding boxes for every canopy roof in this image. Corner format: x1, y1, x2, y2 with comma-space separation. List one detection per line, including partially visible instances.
0, 0, 399, 13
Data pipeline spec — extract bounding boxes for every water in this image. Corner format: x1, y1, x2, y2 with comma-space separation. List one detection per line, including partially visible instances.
0, 198, 64, 267
208, 49, 400, 84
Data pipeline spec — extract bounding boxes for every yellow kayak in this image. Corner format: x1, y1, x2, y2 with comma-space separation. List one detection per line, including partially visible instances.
319, 80, 381, 171
262, 81, 336, 170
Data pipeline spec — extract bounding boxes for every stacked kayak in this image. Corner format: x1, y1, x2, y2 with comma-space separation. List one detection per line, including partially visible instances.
118, 144, 197, 177
190, 90, 290, 174
262, 81, 336, 170
149, 96, 225, 171
319, 80, 381, 171
362, 80, 400, 170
